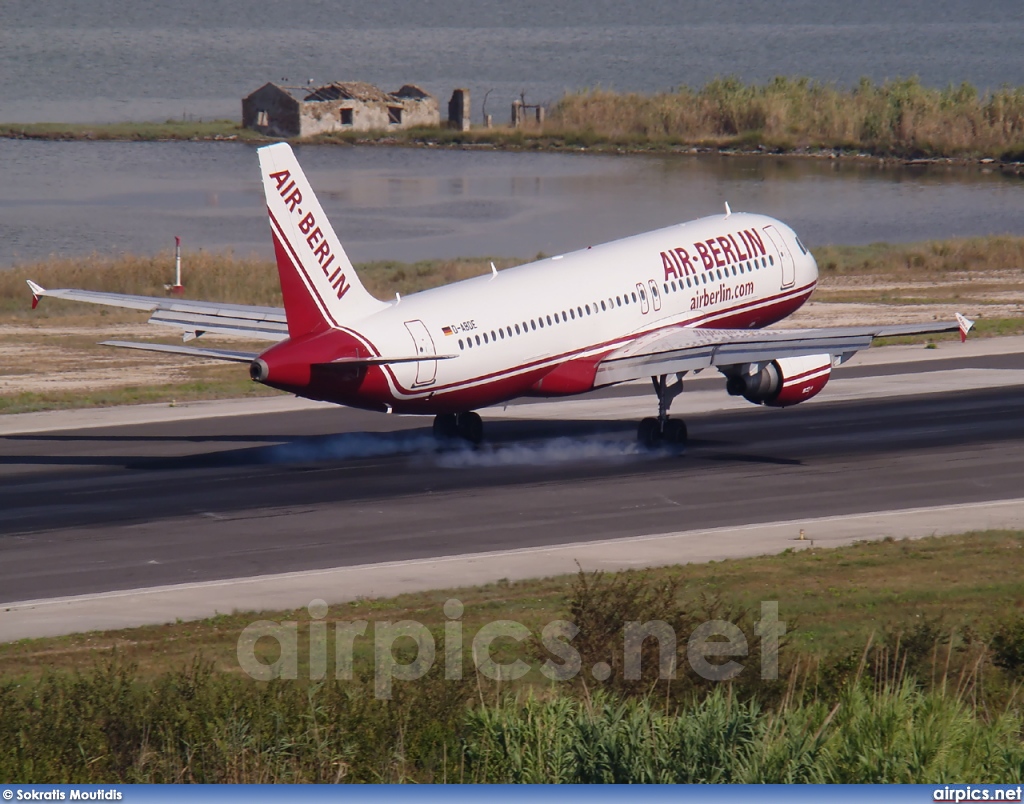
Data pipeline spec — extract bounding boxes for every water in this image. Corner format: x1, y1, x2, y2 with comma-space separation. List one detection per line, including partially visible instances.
1, 0, 1022, 124
2, 2, 1021, 268
2, 139, 1021, 268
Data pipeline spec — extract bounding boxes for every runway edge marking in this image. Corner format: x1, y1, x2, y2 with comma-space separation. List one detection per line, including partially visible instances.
3, 497, 1024, 643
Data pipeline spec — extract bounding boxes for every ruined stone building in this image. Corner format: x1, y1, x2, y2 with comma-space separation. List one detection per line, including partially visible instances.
242, 81, 439, 138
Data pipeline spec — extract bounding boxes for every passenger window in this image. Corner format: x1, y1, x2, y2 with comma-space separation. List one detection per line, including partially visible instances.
458, 339, 464, 349
483, 332, 489, 344
585, 304, 591, 315
601, 300, 607, 311
515, 323, 521, 335
499, 329, 504, 339
631, 292, 637, 303
570, 308, 575, 320
577, 306, 583, 317
546, 315, 553, 326
769, 255, 775, 265
475, 335, 481, 345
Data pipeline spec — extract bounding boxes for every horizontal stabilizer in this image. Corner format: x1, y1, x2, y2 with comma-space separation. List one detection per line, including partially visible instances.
100, 341, 257, 363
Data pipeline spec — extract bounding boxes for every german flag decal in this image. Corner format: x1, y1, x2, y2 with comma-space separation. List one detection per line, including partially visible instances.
441, 326, 453, 336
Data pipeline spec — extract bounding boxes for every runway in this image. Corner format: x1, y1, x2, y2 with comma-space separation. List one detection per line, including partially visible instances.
2, 340, 1024, 638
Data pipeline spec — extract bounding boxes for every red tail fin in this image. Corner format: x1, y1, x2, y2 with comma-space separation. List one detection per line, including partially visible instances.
258, 143, 387, 337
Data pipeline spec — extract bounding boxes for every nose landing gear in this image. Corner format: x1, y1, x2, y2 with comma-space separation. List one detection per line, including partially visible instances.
637, 373, 688, 448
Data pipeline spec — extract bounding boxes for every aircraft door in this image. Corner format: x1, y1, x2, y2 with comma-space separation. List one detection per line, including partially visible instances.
403, 319, 437, 387
762, 225, 796, 289
636, 283, 650, 314
648, 280, 662, 312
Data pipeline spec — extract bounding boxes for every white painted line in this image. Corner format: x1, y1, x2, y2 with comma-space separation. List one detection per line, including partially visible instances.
3, 497, 1023, 642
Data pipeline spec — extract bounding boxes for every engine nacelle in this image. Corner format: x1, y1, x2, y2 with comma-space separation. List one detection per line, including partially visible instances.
724, 354, 832, 408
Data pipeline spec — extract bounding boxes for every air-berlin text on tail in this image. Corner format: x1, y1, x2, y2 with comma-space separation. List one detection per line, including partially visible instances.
269, 169, 351, 301
660, 228, 767, 281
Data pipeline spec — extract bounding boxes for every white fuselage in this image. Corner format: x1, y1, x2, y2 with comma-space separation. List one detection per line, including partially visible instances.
341, 212, 817, 411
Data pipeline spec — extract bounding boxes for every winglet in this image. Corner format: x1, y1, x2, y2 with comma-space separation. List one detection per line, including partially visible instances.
26, 280, 45, 310
956, 312, 975, 343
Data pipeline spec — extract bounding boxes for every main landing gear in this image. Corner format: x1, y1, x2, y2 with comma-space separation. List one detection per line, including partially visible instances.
432, 412, 483, 444
637, 373, 688, 448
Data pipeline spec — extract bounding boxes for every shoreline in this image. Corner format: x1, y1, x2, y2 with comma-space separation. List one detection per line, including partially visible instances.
3, 120, 1022, 174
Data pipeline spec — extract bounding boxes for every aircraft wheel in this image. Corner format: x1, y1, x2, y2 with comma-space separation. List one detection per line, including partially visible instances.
456, 411, 484, 444
432, 413, 458, 439
637, 417, 662, 448
663, 418, 688, 445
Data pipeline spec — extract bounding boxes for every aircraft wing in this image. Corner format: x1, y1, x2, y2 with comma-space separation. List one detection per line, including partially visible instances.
27, 281, 287, 341
594, 316, 973, 385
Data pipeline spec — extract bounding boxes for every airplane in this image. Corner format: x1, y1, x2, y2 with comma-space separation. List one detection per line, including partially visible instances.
28, 143, 974, 447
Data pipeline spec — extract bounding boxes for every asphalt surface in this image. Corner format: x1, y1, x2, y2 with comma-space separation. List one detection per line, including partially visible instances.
2, 350, 1024, 606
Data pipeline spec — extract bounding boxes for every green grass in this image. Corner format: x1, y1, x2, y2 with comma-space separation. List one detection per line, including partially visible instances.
0, 374, 278, 415
2, 531, 1024, 783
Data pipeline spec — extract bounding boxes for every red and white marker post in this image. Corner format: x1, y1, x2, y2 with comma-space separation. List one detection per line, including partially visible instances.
165, 236, 185, 295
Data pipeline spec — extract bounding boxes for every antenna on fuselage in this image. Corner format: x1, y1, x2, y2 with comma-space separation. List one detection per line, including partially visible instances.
724, 202, 732, 219
490, 261, 498, 279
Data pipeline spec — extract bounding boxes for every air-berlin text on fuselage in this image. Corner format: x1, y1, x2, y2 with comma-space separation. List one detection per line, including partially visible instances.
269, 169, 351, 301
660, 228, 767, 281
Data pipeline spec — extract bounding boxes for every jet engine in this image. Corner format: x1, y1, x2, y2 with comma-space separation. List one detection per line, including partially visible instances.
723, 354, 833, 408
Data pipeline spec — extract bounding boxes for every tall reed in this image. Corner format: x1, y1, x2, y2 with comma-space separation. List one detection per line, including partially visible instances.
548, 77, 1024, 157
